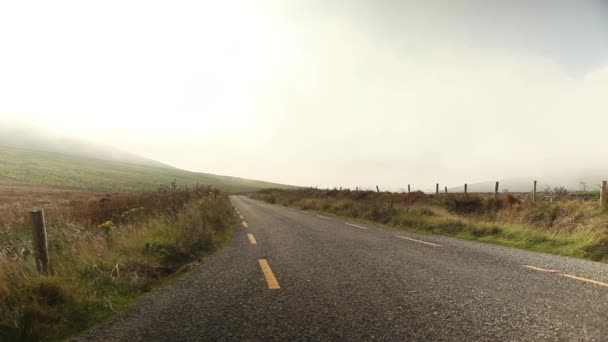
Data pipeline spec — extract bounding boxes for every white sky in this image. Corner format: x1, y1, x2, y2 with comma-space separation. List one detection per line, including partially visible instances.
1, 0, 608, 190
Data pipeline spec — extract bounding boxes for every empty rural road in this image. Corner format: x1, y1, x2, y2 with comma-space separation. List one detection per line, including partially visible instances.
76, 195, 608, 341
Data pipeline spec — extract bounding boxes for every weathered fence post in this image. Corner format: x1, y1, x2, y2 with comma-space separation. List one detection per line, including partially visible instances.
444, 186, 448, 194
464, 183, 468, 194
30, 208, 50, 274
533, 180, 537, 202
494, 182, 499, 198
601, 181, 608, 209
376, 185, 380, 193
407, 184, 411, 194
435, 183, 439, 195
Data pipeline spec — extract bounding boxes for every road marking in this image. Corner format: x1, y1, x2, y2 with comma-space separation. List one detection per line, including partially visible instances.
247, 233, 257, 244
258, 259, 280, 289
242, 221, 248, 228
345, 222, 368, 230
523, 265, 608, 288
239, 215, 244, 219
317, 215, 331, 220
396, 235, 442, 247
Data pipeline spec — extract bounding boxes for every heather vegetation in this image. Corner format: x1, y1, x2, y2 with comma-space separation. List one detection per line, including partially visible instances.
251, 189, 608, 262
0, 183, 235, 341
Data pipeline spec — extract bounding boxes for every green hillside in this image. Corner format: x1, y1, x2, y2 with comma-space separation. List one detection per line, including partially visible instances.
0, 147, 294, 193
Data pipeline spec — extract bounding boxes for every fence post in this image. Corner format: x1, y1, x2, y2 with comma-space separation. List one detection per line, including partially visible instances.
533, 180, 537, 202
444, 186, 448, 194
376, 185, 380, 193
407, 184, 411, 194
30, 208, 50, 274
464, 183, 468, 194
601, 181, 608, 209
494, 182, 499, 198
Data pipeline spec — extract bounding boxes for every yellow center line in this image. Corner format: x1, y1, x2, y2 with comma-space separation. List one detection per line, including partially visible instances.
345, 222, 368, 230
247, 233, 257, 244
396, 235, 442, 247
258, 259, 280, 289
239, 215, 244, 219
242, 221, 248, 228
523, 265, 608, 287
317, 215, 331, 220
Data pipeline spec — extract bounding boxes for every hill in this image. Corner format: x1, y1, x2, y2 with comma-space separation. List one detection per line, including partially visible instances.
0, 125, 173, 169
448, 174, 607, 193
0, 147, 295, 193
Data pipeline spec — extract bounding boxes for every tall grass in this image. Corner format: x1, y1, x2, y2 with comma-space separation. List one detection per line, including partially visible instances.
0, 184, 234, 341
252, 189, 608, 262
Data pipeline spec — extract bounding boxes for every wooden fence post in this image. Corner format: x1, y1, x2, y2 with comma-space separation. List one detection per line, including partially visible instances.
444, 186, 448, 194
30, 208, 50, 274
435, 183, 439, 195
533, 180, 537, 202
494, 182, 499, 198
601, 181, 608, 209
376, 185, 380, 193
464, 183, 468, 194
407, 184, 411, 194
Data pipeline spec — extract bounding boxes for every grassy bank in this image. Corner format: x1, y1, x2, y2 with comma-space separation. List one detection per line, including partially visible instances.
251, 189, 608, 262
0, 185, 235, 341
0, 146, 295, 193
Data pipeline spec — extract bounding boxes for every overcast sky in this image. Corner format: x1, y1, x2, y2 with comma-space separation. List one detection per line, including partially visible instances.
1, 0, 607, 190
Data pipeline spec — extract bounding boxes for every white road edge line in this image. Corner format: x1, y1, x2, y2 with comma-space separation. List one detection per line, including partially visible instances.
395, 235, 442, 247
345, 222, 368, 230
317, 215, 331, 220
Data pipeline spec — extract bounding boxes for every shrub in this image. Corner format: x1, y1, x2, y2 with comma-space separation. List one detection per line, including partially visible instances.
438, 195, 484, 214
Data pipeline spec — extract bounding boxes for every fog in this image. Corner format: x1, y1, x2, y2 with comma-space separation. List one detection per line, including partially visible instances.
1, 0, 608, 190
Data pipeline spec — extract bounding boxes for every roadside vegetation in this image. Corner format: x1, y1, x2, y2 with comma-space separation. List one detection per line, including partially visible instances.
251, 189, 608, 262
0, 183, 235, 341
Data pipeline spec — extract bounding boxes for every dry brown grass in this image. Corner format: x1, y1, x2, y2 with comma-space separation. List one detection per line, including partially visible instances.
0, 180, 234, 341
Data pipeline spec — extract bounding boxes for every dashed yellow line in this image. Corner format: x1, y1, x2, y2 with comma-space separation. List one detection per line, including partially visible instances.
523, 265, 608, 288
258, 259, 280, 289
242, 221, 248, 228
239, 214, 244, 219
247, 233, 257, 245
396, 235, 442, 247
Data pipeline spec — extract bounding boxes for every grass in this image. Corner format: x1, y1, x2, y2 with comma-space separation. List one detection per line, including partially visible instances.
0, 184, 235, 341
0, 146, 295, 193
251, 189, 608, 263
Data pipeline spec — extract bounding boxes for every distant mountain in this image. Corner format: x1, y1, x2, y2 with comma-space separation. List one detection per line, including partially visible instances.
0, 146, 296, 193
0, 125, 172, 169
0, 124, 296, 192
449, 173, 608, 193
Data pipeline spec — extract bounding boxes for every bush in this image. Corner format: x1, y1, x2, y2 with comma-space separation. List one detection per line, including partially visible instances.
439, 195, 484, 214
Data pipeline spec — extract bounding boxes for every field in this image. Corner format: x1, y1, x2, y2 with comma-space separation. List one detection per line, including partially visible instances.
251, 188, 608, 263
0, 147, 295, 193
0, 181, 235, 341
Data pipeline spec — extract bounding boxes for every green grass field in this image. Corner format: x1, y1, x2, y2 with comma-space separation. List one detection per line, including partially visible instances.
0, 147, 294, 192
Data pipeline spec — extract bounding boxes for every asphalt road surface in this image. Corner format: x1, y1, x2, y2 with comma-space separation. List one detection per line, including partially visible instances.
76, 195, 608, 341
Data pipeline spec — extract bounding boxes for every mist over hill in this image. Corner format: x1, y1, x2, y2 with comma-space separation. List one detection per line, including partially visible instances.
0, 123, 172, 169
449, 173, 608, 193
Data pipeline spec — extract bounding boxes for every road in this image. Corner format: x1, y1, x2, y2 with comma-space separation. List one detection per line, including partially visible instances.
76, 195, 608, 341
